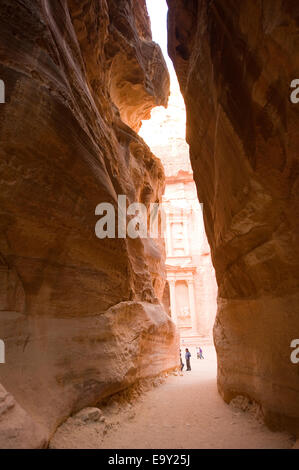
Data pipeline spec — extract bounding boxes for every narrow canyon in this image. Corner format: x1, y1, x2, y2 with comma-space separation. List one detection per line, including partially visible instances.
0, 0, 298, 448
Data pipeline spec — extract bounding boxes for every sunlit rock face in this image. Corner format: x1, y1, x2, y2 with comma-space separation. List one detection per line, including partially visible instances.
167, 0, 299, 433
107, 0, 170, 131
0, 0, 178, 446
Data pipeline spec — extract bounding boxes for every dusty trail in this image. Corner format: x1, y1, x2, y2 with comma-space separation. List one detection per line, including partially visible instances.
51, 346, 294, 449
101, 346, 293, 449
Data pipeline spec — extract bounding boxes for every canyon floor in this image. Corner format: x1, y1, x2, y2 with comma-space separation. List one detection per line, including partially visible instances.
50, 345, 295, 449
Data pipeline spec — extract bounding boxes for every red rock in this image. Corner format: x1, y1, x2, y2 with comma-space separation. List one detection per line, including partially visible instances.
0, 385, 47, 449
0, 0, 177, 446
167, 0, 299, 434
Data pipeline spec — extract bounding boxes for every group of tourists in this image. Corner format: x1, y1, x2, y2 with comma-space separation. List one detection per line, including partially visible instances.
180, 346, 204, 371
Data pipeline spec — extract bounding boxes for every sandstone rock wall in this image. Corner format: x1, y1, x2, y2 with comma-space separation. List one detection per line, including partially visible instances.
0, 0, 178, 447
167, 0, 299, 434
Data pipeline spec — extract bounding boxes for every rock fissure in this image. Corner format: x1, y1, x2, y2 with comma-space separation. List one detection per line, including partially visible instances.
0, 0, 298, 448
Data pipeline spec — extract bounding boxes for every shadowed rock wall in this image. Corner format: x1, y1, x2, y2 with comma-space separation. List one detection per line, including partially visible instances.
0, 0, 178, 447
167, 0, 299, 434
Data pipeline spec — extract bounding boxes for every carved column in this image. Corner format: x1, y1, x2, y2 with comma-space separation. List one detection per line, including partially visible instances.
187, 279, 197, 333
169, 279, 177, 325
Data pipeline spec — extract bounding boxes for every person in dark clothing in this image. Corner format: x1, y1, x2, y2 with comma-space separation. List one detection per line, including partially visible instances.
199, 346, 204, 359
185, 348, 191, 371
180, 349, 184, 371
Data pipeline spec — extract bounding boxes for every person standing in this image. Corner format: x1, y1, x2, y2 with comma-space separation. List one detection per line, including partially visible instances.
180, 349, 184, 371
185, 348, 191, 371
199, 346, 204, 359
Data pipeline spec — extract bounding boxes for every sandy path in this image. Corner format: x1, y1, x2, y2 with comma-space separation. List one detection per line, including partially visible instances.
100, 346, 293, 449
51, 345, 294, 449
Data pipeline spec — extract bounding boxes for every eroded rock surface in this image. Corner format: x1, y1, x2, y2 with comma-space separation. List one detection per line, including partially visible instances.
167, 0, 299, 434
0, 0, 177, 447
107, 0, 170, 131
0, 384, 47, 449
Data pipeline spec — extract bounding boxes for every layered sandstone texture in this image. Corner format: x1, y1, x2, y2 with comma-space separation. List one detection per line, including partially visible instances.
0, 0, 178, 447
167, 0, 299, 434
0, 384, 47, 449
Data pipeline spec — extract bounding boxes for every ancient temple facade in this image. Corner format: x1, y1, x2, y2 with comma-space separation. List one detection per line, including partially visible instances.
140, 81, 217, 344
162, 170, 217, 344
